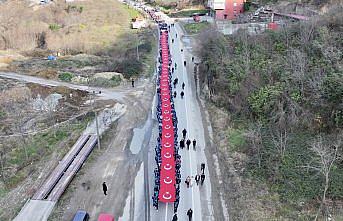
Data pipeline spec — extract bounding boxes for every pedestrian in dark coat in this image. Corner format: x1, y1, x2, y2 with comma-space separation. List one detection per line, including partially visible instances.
182, 82, 185, 90
180, 139, 185, 149
180, 91, 184, 99
201, 174, 205, 185
195, 174, 200, 185
186, 139, 191, 150
131, 79, 135, 87
187, 208, 193, 221
172, 214, 178, 221
185, 177, 190, 188
201, 163, 205, 174
102, 182, 108, 195
182, 128, 187, 139
192, 139, 196, 150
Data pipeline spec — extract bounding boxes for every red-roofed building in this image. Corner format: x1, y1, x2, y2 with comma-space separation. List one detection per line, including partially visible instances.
208, 0, 245, 20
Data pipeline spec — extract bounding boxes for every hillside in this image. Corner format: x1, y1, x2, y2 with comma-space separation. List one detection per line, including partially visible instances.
197, 3, 342, 220
0, 0, 157, 82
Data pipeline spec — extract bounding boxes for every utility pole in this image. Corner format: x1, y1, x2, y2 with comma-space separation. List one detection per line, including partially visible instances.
94, 107, 101, 150
136, 31, 140, 61
92, 91, 101, 150
88, 77, 101, 150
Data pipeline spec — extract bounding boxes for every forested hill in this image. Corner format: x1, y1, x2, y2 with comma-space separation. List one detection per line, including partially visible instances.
197, 4, 342, 220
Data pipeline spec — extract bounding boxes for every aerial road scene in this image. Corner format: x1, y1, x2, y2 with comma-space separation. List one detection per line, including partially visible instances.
0, 0, 342, 220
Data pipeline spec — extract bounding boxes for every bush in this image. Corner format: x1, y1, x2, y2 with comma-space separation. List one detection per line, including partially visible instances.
49, 23, 62, 31
89, 76, 121, 87
58, 72, 74, 82
139, 42, 152, 53
114, 59, 143, 79
228, 128, 246, 151
0, 110, 6, 119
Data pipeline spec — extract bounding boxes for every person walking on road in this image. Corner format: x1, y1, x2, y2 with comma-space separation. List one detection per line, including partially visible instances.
201, 163, 205, 174
180, 139, 185, 149
182, 128, 187, 139
192, 139, 196, 150
182, 82, 185, 90
185, 176, 191, 188
180, 91, 184, 99
192, 56, 194, 62
172, 39, 174, 43
172, 214, 178, 221
131, 79, 135, 87
195, 174, 200, 186
201, 173, 205, 185
173, 91, 177, 98
173, 78, 178, 88
187, 208, 193, 221
102, 182, 108, 195
176, 33, 177, 38
184, 60, 186, 66
186, 139, 191, 150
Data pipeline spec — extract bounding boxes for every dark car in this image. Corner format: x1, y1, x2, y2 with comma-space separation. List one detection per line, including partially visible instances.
72, 210, 89, 221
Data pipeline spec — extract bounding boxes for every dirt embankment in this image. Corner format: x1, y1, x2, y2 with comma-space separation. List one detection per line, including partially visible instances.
0, 77, 93, 220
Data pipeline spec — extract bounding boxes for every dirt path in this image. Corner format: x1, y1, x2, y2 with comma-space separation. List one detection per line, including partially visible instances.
48, 71, 156, 220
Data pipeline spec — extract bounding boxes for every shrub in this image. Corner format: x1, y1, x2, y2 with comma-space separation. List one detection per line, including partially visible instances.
139, 42, 152, 53
0, 110, 6, 118
58, 72, 74, 82
89, 76, 121, 87
114, 59, 143, 79
49, 23, 62, 31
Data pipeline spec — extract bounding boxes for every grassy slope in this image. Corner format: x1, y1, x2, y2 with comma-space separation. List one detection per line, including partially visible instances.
183, 21, 210, 34
0, 0, 143, 53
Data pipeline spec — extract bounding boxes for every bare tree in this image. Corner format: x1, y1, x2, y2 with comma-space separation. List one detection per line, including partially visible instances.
0, 144, 6, 183
237, 30, 251, 77
287, 48, 307, 95
270, 99, 289, 158
16, 108, 29, 162
306, 135, 342, 221
245, 122, 263, 168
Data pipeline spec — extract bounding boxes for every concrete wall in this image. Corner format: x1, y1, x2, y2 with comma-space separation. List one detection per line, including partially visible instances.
216, 21, 269, 35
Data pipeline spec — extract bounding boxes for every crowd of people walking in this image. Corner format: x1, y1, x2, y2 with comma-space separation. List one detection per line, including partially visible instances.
148, 13, 208, 220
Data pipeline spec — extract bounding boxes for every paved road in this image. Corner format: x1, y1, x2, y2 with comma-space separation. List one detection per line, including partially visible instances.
0, 72, 136, 103
145, 19, 214, 221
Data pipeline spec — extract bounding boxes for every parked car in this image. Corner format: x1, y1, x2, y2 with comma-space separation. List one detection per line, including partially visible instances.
72, 210, 89, 221
98, 213, 115, 221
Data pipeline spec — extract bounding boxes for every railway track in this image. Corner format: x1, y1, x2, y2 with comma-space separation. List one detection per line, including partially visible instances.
33, 134, 98, 202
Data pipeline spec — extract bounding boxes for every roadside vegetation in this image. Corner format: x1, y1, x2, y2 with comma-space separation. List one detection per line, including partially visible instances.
170, 9, 208, 17
183, 21, 210, 34
198, 5, 342, 220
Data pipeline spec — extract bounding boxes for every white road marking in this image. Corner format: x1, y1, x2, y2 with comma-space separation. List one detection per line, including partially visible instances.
165, 203, 169, 221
